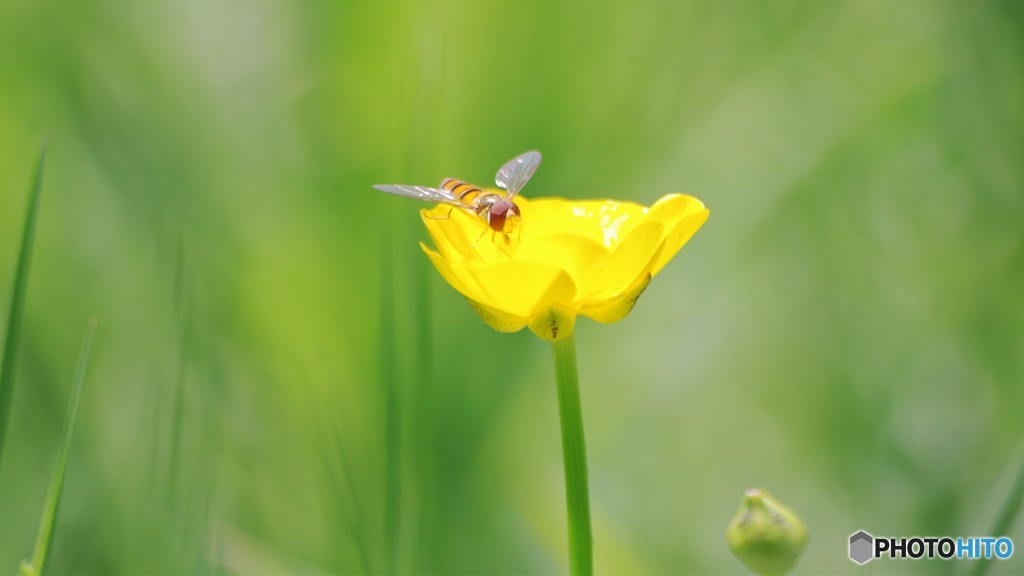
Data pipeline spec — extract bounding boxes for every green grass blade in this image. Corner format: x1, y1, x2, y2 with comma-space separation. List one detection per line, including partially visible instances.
379, 230, 400, 573
167, 242, 187, 520
973, 450, 1024, 576
21, 320, 97, 576
305, 388, 372, 574
0, 141, 48, 471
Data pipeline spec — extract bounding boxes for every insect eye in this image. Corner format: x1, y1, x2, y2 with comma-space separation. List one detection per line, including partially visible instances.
488, 204, 508, 232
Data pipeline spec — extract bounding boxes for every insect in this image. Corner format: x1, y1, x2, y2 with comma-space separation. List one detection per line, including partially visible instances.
373, 150, 542, 238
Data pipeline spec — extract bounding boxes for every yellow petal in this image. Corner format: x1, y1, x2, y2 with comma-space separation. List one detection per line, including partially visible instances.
527, 305, 577, 341
465, 260, 577, 318
467, 299, 527, 333
579, 272, 652, 324
512, 233, 610, 294
520, 197, 648, 247
425, 243, 577, 318
421, 206, 494, 264
422, 244, 488, 304
580, 219, 664, 302
645, 194, 710, 276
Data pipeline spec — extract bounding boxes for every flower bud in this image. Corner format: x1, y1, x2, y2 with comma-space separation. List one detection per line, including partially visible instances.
726, 488, 808, 575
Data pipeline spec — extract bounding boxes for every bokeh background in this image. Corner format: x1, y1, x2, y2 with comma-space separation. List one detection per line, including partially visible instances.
1, 1, 1022, 574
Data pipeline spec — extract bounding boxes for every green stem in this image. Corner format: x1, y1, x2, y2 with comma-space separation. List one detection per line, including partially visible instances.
551, 331, 593, 576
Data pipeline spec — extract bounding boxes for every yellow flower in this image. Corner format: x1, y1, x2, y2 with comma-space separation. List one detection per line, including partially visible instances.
420, 193, 709, 341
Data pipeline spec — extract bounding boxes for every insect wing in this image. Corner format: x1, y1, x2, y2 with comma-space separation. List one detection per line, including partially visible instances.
495, 150, 542, 199
372, 184, 460, 206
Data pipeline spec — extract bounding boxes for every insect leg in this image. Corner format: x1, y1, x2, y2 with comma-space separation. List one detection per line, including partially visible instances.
470, 226, 489, 262
491, 232, 512, 258
424, 206, 456, 221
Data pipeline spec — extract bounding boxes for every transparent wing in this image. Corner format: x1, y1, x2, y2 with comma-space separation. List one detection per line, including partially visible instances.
372, 184, 461, 206
495, 150, 542, 199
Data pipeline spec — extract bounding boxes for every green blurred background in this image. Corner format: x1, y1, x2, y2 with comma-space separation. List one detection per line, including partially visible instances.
1, 1, 1022, 574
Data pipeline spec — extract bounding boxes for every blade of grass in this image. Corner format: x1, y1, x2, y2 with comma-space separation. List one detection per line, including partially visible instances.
0, 141, 48, 471
304, 385, 373, 573
167, 240, 189, 573
379, 229, 400, 574
972, 448, 1024, 576
411, 237, 437, 571
409, 28, 442, 570
19, 319, 97, 576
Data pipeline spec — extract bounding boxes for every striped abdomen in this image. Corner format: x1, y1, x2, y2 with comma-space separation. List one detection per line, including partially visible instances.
441, 178, 488, 209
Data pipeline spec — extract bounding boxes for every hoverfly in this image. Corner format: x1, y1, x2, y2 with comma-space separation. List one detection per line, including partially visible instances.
373, 150, 541, 239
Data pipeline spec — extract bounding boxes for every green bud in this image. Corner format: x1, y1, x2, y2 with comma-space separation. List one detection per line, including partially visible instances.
726, 488, 808, 576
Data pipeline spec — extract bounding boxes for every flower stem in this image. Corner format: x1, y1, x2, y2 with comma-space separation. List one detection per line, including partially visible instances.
551, 331, 593, 576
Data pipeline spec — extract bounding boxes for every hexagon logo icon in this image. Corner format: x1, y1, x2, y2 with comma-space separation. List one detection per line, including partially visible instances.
849, 530, 874, 564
